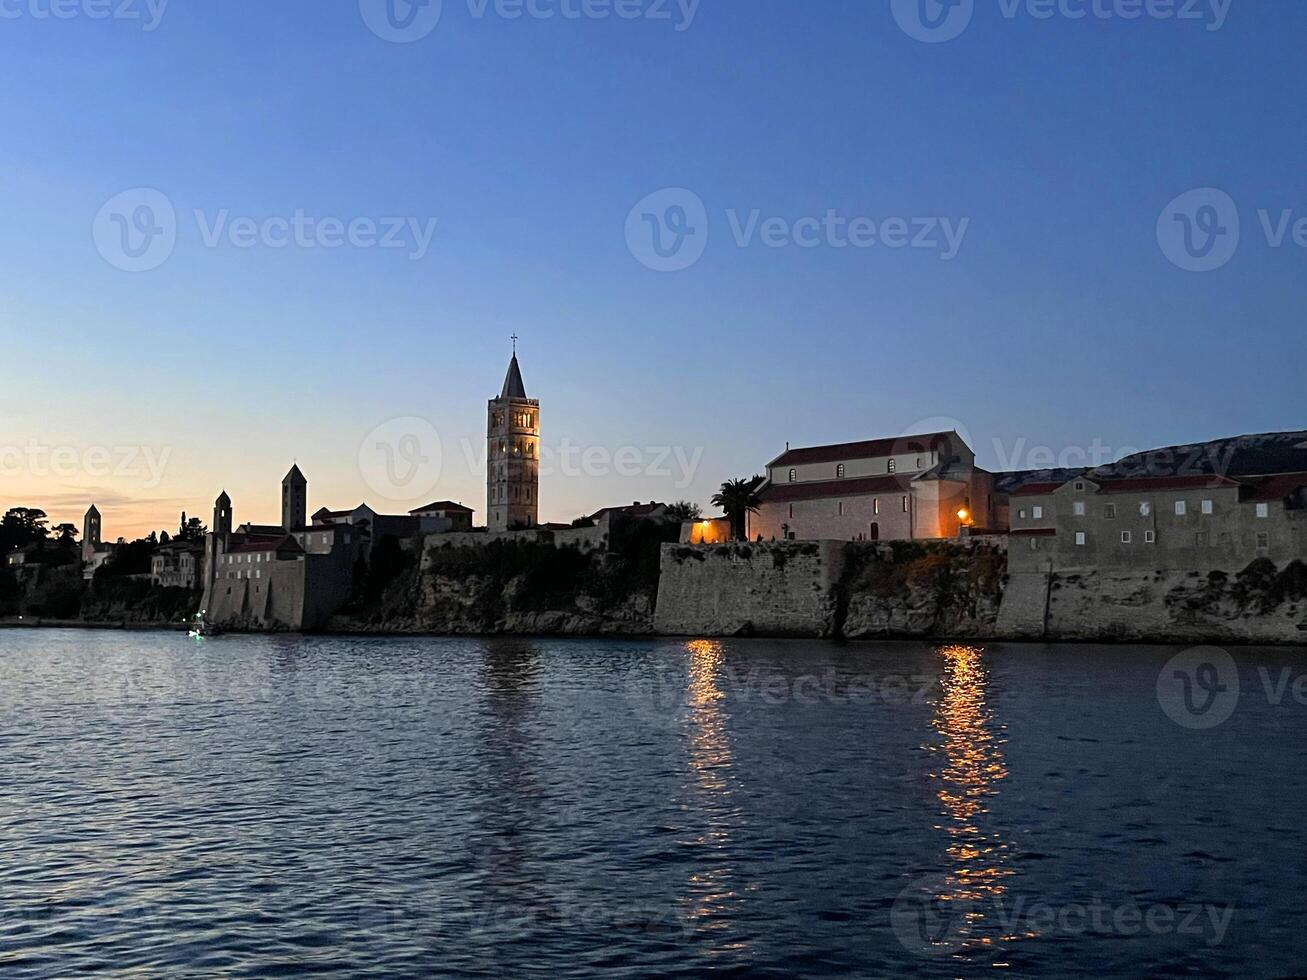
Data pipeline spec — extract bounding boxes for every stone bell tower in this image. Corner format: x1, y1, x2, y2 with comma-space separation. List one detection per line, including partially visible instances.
282, 464, 307, 531
82, 504, 101, 563
487, 344, 539, 532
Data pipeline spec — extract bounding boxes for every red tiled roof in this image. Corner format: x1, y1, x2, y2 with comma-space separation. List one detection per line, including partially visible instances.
759, 475, 909, 503
1014, 475, 1240, 496
769, 432, 956, 468
1010, 527, 1057, 537
1011, 482, 1065, 497
1239, 472, 1307, 502
1095, 475, 1240, 493
410, 501, 473, 514
228, 535, 302, 555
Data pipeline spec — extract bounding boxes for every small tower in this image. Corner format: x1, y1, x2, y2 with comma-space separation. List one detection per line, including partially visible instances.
487, 345, 540, 532
213, 491, 232, 544
82, 504, 101, 563
282, 465, 307, 532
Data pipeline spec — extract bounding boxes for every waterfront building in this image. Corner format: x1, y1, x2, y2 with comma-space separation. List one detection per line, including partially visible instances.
200, 468, 360, 630
408, 501, 474, 532
150, 540, 203, 590
749, 431, 998, 542
1009, 467, 1307, 573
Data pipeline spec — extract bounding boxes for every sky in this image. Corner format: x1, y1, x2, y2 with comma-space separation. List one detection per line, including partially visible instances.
1, 0, 1304, 539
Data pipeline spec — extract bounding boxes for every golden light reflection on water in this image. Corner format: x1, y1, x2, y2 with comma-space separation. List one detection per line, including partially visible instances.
928, 644, 1021, 951
679, 639, 747, 952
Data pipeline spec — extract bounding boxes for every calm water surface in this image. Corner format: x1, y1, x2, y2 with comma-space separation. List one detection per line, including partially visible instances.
0, 629, 1304, 978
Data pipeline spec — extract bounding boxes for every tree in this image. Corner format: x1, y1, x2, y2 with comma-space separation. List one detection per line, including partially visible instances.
176, 514, 206, 542
666, 501, 702, 521
711, 477, 764, 541
53, 523, 79, 545
1, 508, 50, 553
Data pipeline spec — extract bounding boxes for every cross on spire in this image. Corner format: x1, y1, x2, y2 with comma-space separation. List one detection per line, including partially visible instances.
511, 333, 519, 354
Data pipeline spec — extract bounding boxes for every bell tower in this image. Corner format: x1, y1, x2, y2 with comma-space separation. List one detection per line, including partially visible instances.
82, 504, 101, 563
487, 342, 539, 532
282, 465, 307, 531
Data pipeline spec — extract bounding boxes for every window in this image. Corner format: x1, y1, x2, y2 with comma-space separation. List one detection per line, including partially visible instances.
1075, 532, 1086, 546
1029, 538, 1040, 551
916, 456, 923, 469
1075, 481, 1085, 491
1033, 506, 1043, 519
887, 459, 897, 474
1140, 502, 1151, 516
1104, 504, 1117, 519
1174, 501, 1186, 516
901, 495, 909, 513
788, 468, 797, 483
1257, 532, 1270, 549
836, 464, 845, 479
1018, 509, 1027, 520
837, 501, 843, 516
1201, 500, 1214, 515
1256, 503, 1270, 518
1073, 501, 1086, 516
1145, 530, 1156, 543
873, 499, 880, 516
1121, 531, 1132, 543
788, 504, 794, 519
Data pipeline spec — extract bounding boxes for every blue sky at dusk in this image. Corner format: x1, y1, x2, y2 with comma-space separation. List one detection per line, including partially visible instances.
1, 0, 1304, 537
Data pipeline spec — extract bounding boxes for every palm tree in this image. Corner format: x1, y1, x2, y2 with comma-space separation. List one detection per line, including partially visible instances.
711, 477, 764, 541
666, 500, 702, 521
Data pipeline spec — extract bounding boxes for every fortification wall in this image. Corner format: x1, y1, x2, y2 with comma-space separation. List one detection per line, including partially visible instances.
1036, 565, 1307, 644
653, 541, 846, 637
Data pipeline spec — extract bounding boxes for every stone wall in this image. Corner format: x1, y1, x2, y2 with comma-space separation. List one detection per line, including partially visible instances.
653, 541, 846, 637
1030, 563, 1307, 644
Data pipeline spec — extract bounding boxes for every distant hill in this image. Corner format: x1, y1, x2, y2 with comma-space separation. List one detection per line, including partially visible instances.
1090, 430, 1307, 480
994, 430, 1307, 493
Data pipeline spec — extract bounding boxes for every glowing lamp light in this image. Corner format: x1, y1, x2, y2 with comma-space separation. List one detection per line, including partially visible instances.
957, 508, 971, 523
